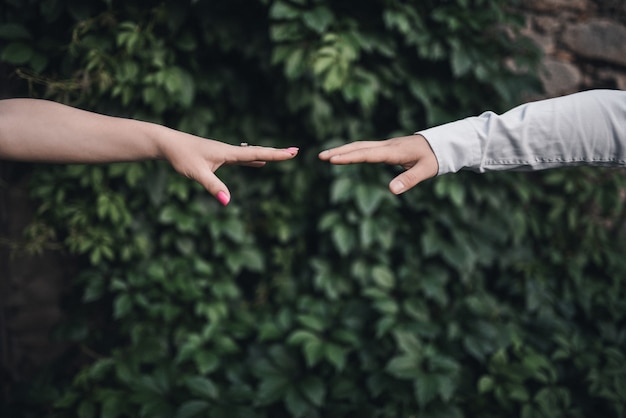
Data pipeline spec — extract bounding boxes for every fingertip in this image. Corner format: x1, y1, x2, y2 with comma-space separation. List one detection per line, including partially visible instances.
282, 147, 299, 157
389, 179, 406, 195
318, 150, 329, 160
217, 190, 230, 206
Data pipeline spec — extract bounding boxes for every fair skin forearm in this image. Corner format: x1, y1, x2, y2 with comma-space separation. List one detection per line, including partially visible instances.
0, 98, 167, 163
0, 98, 299, 205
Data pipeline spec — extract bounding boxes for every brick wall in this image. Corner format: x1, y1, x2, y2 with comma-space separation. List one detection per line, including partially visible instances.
521, 0, 626, 97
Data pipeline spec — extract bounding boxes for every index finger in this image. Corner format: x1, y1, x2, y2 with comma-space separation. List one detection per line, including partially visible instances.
318, 141, 386, 161
224, 145, 299, 164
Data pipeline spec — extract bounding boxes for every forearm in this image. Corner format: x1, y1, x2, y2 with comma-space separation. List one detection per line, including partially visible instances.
0, 98, 164, 163
419, 89, 626, 175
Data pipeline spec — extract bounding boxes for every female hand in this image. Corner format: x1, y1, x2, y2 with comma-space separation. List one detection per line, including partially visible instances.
0, 98, 299, 206
157, 133, 299, 205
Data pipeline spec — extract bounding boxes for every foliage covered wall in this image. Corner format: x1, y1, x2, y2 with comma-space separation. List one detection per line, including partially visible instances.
2, 0, 626, 417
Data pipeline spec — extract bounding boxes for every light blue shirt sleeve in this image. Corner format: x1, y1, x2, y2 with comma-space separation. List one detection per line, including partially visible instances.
417, 89, 626, 175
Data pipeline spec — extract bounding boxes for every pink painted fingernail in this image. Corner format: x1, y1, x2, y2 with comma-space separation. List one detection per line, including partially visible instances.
284, 147, 299, 155
217, 191, 230, 206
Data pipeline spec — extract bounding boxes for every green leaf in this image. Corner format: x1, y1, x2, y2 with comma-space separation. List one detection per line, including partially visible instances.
359, 217, 376, 247
270, 22, 303, 42
240, 247, 265, 272
319, 212, 340, 231
332, 224, 354, 255
88, 358, 114, 380
451, 47, 473, 77
297, 314, 326, 332
300, 376, 326, 407
373, 298, 399, 315
83, 277, 106, 302
101, 396, 122, 418
259, 322, 283, 341
386, 354, 420, 379
371, 265, 395, 289
113, 294, 132, 319
1, 42, 33, 64
436, 373, 457, 401
185, 376, 219, 399
355, 184, 383, 216
330, 177, 354, 203
175, 31, 197, 52
478, 375, 495, 393
78, 400, 95, 418
324, 343, 347, 371
193, 351, 219, 374
312, 55, 336, 76
302, 6, 334, 33
0, 23, 31, 40
269, 1, 300, 19
285, 388, 310, 418
287, 329, 319, 345
508, 384, 530, 402
414, 374, 439, 407
284, 48, 306, 79
304, 338, 325, 367
175, 400, 210, 418
257, 375, 289, 405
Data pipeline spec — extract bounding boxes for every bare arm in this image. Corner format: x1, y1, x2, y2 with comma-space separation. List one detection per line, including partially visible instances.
0, 98, 299, 205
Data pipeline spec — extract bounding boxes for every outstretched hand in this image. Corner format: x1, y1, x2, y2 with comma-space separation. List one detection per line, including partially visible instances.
318, 135, 438, 195
0, 98, 299, 207
159, 134, 299, 205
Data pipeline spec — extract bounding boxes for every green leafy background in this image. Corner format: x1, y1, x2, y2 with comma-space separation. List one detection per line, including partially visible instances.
2, 0, 626, 417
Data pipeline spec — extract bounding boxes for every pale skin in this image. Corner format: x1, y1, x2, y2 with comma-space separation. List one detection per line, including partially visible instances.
0, 99, 299, 206
318, 135, 439, 195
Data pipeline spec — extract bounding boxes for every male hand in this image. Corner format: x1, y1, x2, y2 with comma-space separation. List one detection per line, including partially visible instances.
318, 135, 438, 194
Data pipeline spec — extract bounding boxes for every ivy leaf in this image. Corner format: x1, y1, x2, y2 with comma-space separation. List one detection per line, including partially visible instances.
451, 47, 473, 77
302, 6, 334, 33
386, 354, 420, 380
193, 351, 219, 374
113, 294, 132, 319
414, 374, 439, 407
330, 177, 353, 203
355, 184, 383, 216
0, 23, 31, 40
269, 1, 300, 19
300, 376, 326, 407
297, 314, 326, 332
185, 376, 219, 399
78, 400, 95, 418
285, 388, 310, 418
371, 265, 395, 289
324, 343, 347, 371
304, 338, 325, 367
175, 400, 210, 418
477, 375, 494, 394
332, 224, 354, 255
257, 375, 289, 405
1, 42, 33, 64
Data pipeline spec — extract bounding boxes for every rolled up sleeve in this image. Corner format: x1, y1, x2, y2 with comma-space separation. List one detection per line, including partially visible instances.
417, 89, 626, 176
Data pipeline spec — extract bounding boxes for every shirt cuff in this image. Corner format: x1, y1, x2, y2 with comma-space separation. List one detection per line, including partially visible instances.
416, 118, 480, 176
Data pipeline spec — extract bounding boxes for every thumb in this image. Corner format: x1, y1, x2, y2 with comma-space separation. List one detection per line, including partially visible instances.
194, 170, 231, 206
389, 164, 433, 195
